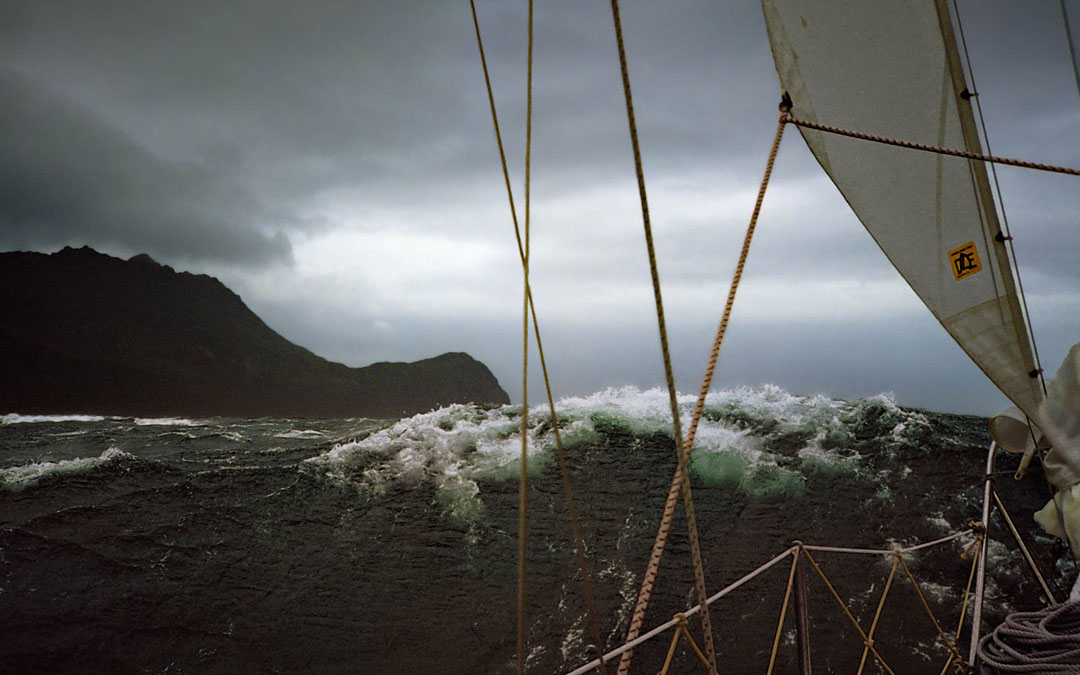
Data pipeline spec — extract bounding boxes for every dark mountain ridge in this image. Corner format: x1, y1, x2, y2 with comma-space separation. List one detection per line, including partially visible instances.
0, 246, 509, 417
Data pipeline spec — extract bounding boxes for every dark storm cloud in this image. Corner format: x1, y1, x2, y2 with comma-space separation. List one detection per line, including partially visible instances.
0, 1, 492, 262
0, 67, 293, 265
0, 0, 843, 257
0, 0, 1076, 414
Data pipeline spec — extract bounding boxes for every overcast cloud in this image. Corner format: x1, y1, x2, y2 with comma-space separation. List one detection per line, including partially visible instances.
1, 0, 1077, 415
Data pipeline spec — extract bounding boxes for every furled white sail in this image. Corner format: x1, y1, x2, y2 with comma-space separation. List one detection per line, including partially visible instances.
760, 0, 1044, 418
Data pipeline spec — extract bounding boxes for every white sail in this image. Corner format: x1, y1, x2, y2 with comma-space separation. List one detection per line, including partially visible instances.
761, 0, 1044, 418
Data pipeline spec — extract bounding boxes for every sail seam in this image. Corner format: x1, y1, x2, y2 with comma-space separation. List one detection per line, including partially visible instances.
950, 0, 1049, 397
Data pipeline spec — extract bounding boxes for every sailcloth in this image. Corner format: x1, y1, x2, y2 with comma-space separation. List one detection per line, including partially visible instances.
761, 0, 1044, 418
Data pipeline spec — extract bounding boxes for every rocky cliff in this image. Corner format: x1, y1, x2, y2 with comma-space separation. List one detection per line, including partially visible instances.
0, 247, 509, 417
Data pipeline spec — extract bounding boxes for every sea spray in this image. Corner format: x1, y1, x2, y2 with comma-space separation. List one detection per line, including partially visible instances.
0, 385, 1066, 674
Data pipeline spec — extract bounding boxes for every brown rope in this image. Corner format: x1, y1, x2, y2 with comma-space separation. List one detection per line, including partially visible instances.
516, 2, 532, 670
608, 1, 717, 673
617, 113, 787, 674
895, 554, 968, 669
766, 552, 800, 675
685, 113, 787, 451
940, 530, 983, 675
469, 4, 607, 671
856, 554, 900, 675
802, 548, 897, 675
992, 490, 1057, 604
783, 114, 1080, 177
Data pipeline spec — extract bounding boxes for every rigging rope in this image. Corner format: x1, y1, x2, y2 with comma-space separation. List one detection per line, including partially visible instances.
1063, 0, 1080, 106
781, 114, 1080, 177
569, 531, 987, 675
607, 1, 718, 672
939, 527, 983, 675
801, 548, 898, 675
616, 111, 787, 674
685, 111, 787, 453
897, 553, 967, 667
950, 0, 1049, 400
857, 554, 900, 675
566, 547, 797, 675
992, 490, 1058, 603
516, 2, 532, 671
468, 4, 607, 671
977, 602, 1080, 673
766, 552, 800, 675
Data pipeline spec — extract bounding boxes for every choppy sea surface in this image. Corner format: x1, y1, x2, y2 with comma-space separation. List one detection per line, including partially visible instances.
1, 385, 1071, 674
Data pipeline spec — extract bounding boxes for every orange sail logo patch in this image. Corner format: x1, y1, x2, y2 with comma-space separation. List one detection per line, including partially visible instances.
948, 241, 982, 280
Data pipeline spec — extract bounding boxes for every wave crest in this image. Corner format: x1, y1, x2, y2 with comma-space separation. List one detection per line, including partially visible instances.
302, 385, 934, 514
1, 448, 133, 492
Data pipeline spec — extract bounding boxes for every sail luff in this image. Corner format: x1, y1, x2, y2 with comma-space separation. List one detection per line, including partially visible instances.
932, 0, 1045, 414
760, 0, 1045, 419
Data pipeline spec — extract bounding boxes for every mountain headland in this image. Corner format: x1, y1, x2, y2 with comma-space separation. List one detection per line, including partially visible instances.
0, 246, 509, 417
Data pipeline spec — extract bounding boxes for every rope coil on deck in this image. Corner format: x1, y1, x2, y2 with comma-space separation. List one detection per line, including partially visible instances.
976, 602, 1080, 673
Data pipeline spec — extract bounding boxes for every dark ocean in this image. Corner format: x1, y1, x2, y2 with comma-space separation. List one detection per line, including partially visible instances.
1, 386, 1070, 674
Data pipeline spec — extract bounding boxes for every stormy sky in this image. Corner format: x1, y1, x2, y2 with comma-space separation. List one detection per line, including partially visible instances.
2, 1, 1077, 415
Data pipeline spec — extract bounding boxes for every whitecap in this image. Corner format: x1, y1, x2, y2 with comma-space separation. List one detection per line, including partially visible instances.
133, 417, 203, 427
2, 413, 106, 424
0, 448, 131, 491
274, 429, 325, 439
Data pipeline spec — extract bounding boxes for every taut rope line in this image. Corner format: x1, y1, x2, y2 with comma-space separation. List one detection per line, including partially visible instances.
617, 111, 787, 673
687, 110, 787, 453
516, 2, 533, 671
568, 531, 987, 675
938, 526, 983, 675
469, 3, 607, 670
896, 553, 967, 668
1064, 0, 1080, 105
951, 0, 1048, 399
607, 1, 718, 672
765, 552, 800, 675
801, 547, 898, 674
782, 114, 1080, 176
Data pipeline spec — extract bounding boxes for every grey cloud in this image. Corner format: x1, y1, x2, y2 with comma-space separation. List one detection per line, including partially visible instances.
0, 67, 293, 266
0, 0, 1075, 415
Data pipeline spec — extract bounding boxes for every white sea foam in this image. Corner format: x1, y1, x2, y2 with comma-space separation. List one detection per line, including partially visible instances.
927, 513, 954, 532
2, 413, 106, 424
306, 403, 544, 519
274, 429, 325, 439
0, 448, 130, 491
133, 417, 203, 426
304, 385, 930, 516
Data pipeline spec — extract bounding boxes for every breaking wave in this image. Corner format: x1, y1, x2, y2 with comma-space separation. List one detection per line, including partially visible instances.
133, 417, 204, 426
1, 413, 107, 424
0, 447, 133, 492
305, 385, 933, 515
